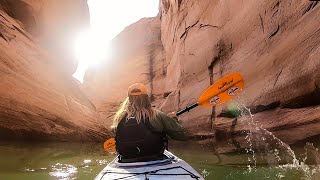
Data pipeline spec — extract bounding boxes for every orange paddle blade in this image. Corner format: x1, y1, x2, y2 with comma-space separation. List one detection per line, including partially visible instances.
197, 73, 244, 107
103, 138, 116, 153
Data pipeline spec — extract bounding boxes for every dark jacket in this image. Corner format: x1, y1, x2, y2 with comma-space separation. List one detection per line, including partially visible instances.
115, 110, 189, 162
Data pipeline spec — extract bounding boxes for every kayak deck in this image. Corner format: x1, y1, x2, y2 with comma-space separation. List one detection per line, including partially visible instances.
95, 150, 204, 180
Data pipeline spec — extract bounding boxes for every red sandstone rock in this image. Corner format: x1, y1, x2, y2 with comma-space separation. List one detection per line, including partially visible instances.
84, 0, 320, 152
1, 0, 318, 148
0, 7, 109, 141
0, 0, 90, 75
83, 17, 166, 125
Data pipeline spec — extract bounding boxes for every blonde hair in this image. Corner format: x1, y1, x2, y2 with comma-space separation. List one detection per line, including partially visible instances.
111, 94, 157, 129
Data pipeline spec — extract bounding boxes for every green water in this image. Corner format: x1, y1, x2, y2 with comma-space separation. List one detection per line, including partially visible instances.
0, 141, 319, 180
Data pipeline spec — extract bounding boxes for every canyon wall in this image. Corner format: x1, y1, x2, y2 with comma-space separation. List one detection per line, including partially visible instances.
84, 17, 166, 122
1, 0, 317, 148
84, 0, 320, 152
0, 0, 89, 75
158, 0, 320, 152
0, 0, 110, 141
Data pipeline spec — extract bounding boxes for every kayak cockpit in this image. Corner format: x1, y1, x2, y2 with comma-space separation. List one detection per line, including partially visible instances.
95, 150, 204, 180
110, 150, 177, 168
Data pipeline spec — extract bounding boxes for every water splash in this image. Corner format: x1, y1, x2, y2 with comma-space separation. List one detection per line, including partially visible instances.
200, 168, 211, 178
233, 98, 320, 179
276, 143, 320, 179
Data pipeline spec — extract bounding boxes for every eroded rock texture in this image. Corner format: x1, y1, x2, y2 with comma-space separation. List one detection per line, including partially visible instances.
159, 0, 320, 152
1, 0, 318, 148
0, 1, 110, 141
84, 0, 320, 151
0, 0, 89, 75
84, 17, 166, 123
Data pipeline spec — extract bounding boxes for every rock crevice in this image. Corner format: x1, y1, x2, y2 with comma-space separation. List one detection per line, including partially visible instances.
84, 0, 320, 151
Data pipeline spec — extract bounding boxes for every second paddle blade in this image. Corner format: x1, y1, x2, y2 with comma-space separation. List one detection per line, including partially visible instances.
103, 138, 116, 153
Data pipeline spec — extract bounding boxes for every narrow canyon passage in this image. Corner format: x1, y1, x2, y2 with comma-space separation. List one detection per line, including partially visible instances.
0, 0, 319, 179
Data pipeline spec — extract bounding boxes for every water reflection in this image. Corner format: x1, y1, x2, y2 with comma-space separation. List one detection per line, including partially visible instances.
49, 163, 77, 180
0, 137, 319, 179
0, 142, 113, 180
239, 99, 320, 178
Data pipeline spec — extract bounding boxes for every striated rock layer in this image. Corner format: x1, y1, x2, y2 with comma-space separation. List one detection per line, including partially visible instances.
0, 2, 110, 141
157, 0, 320, 152
84, 0, 320, 152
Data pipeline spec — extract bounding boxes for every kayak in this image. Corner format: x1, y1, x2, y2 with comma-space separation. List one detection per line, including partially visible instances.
95, 150, 205, 180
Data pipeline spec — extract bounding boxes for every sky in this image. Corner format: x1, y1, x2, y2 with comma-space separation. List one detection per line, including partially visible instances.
72, 0, 159, 82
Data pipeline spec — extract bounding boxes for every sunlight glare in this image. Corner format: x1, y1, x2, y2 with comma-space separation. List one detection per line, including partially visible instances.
74, 31, 109, 65
72, 0, 159, 82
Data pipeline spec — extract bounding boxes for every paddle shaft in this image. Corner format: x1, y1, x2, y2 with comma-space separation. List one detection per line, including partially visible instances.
104, 73, 244, 153
176, 102, 199, 116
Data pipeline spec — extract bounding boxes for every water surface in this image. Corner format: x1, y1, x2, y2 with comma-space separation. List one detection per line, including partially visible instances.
0, 140, 319, 180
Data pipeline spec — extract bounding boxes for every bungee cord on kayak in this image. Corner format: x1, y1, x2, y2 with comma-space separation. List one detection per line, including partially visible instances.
1, 0, 319, 179
100, 166, 201, 180
97, 74, 244, 179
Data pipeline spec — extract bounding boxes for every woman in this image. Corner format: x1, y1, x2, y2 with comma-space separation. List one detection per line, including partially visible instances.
112, 83, 188, 162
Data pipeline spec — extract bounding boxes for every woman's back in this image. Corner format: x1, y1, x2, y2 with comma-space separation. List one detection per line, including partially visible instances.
115, 114, 166, 162
112, 83, 188, 162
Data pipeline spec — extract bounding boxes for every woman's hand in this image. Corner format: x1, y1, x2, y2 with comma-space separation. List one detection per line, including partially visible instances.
167, 111, 177, 118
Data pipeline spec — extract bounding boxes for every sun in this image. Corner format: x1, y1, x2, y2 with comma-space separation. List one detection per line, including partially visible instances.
73, 31, 110, 82
74, 31, 109, 66
72, 0, 159, 82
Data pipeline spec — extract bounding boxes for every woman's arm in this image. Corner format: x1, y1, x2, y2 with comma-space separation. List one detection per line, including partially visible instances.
153, 110, 190, 141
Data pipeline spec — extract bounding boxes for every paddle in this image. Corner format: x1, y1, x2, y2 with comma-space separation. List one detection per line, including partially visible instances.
176, 72, 244, 115
103, 72, 244, 153
103, 137, 116, 154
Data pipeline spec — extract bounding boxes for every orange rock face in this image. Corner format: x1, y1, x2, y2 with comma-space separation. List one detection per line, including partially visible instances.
157, 0, 320, 151
1, 0, 319, 147
0, 3, 110, 141
84, 17, 166, 125
0, 0, 89, 75
84, 0, 320, 150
